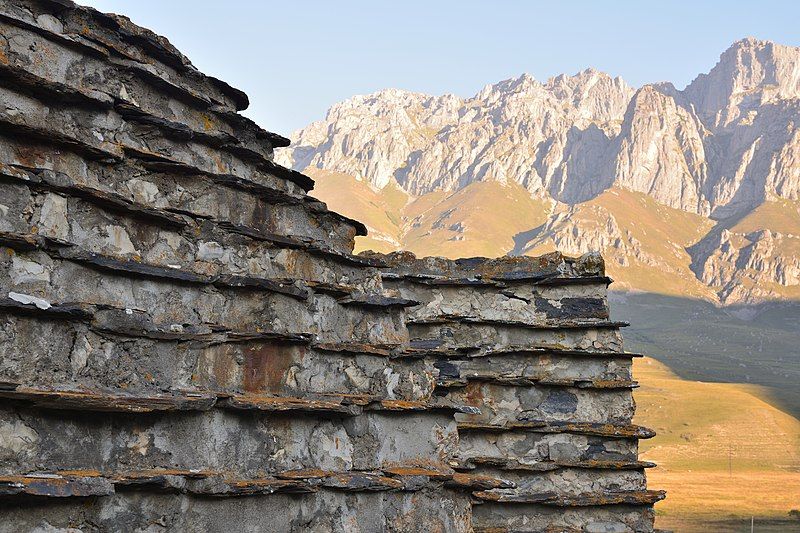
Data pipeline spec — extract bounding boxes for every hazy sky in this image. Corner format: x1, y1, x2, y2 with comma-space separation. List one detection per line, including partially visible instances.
79, 1, 799, 136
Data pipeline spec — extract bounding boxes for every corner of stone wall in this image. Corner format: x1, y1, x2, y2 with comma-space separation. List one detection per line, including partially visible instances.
0, 1, 661, 531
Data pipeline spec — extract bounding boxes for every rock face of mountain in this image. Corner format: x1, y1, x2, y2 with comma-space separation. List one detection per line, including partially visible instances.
278, 38, 800, 306
684, 38, 800, 127
287, 89, 464, 189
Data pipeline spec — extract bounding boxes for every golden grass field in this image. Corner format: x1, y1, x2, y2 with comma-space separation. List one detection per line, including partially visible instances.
634, 357, 800, 531
309, 168, 552, 258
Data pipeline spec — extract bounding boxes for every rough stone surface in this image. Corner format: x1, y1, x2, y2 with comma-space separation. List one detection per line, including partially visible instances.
0, 1, 661, 531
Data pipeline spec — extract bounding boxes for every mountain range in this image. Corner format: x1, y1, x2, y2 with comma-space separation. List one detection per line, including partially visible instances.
277, 37, 800, 308
275, 36, 800, 529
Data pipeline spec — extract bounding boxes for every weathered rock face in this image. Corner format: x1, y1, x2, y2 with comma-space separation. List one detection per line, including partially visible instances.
691, 227, 800, 304
282, 70, 635, 201
684, 37, 800, 128
608, 85, 710, 215
0, 1, 661, 531
289, 89, 464, 190
279, 37, 800, 217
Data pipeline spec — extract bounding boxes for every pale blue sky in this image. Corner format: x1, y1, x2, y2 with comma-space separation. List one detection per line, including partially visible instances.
79, 1, 799, 136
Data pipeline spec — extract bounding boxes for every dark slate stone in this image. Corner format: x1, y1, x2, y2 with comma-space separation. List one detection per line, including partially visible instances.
540, 390, 579, 414
534, 296, 608, 319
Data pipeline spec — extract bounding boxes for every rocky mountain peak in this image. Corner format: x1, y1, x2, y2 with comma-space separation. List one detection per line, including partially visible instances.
608, 84, 710, 214
276, 88, 463, 188
279, 39, 800, 217
281, 66, 636, 195
279, 38, 800, 306
684, 38, 800, 126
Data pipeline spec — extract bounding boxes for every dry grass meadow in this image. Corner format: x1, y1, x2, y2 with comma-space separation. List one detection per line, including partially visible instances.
634, 357, 800, 531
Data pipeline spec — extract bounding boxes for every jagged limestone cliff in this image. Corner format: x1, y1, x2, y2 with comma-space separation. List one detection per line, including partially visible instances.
278, 38, 800, 305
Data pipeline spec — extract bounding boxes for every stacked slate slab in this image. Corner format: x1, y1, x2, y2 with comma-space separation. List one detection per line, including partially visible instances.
0, 1, 663, 531
371, 253, 664, 532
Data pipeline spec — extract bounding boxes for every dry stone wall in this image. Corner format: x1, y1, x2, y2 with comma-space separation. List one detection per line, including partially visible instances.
371, 253, 663, 532
0, 1, 662, 531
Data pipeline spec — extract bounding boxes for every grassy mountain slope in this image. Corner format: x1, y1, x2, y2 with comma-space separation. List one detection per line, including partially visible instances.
734, 198, 800, 235
317, 172, 553, 257
521, 188, 716, 299
635, 357, 800, 531
400, 181, 551, 258
307, 168, 407, 253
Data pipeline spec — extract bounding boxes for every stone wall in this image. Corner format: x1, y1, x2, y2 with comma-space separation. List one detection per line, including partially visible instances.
371, 253, 662, 532
0, 1, 662, 531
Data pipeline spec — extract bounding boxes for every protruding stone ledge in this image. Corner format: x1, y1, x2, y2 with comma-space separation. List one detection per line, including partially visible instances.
381, 272, 499, 287
436, 375, 638, 390
454, 457, 656, 473
402, 341, 639, 359
0, 466, 515, 500
0, 297, 93, 319
448, 473, 515, 491
219, 222, 383, 267
423, 345, 643, 359
0, 474, 115, 498
412, 339, 597, 354
391, 284, 610, 323
377, 399, 480, 415
472, 489, 666, 506
531, 275, 613, 287
219, 394, 481, 417
312, 342, 399, 357
382, 272, 613, 288
434, 358, 633, 387
406, 315, 629, 330
337, 294, 421, 309
0, 385, 478, 417
219, 394, 362, 416
0, 386, 217, 413
304, 197, 369, 236
364, 251, 607, 281
458, 421, 656, 439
